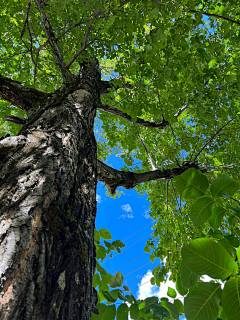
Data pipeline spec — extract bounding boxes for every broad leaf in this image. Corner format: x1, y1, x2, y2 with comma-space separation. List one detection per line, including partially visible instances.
99, 228, 112, 240
209, 207, 226, 228
91, 303, 107, 320
190, 196, 215, 226
150, 305, 170, 319
143, 297, 159, 313
109, 272, 123, 288
182, 238, 238, 279
102, 305, 116, 320
130, 304, 139, 320
161, 300, 179, 320
102, 290, 116, 303
167, 287, 177, 298
117, 303, 128, 320
185, 282, 221, 320
210, 175, 239, 199
174, 299, 184, 315
222, 277, 240, 320
180, 261, 200, 289
176, 274, 188, 296
174, 168, 209, 199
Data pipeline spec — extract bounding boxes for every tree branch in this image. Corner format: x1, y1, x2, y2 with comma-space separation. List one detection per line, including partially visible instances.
97, 159, 202, 194
100, 78, 134, 94
0, 74, 47, 112
98, 103, 170, 128
66, 18, 95, 68
138, 134, 157, 170
150, 0, 240, 26
3, 115, 27, 125
188, 10, 240, 26
193, 116, 238, 161
34, 0, 74, 81
174, 104, 189, 117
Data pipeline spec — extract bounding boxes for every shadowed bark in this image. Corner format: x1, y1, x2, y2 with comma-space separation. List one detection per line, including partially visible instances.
0, 78, 99, 319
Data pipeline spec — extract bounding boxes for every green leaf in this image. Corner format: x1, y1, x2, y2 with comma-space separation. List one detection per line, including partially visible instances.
182, 237, 238, 279
176, 274, 188, 296
118, 292, 130, 302
96, 262, 112, 278
91, 304, 107, 320
102, 305, 116, 320
174, 168, 209, 200
209, 207, 226, 228
222, 277, 240, 320
130, 304, 139, 319
102, 290, 116, 303
237, 247, 240, 263
174, 299, 184, 315
143, 297, 159, 313
161, 300, 179, 320
109, 272, 123, 288
99, 228, 112, 240
218, 238, 236, 258
185, 282, 221, 320
224, 234, 239, 247
117, 303, 128, 320
150, 305, 170, 319
123, 285, 131, 292
180, 261, 200, 289
167, 287, 177, 298
190, 196, 215, 226
210, 175, 239, 199
109, 289, 122, 300
95, 229, 101, 241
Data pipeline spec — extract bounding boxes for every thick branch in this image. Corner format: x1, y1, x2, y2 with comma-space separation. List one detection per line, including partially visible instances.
188, 10, 240, 26
97, 159, 202, 194
100, 79, 134, 95
34, 0, 74, 81
150, 0, 240, 26
0, 74, 47, 111
98, 103, 170, 128
3, 115, 27, 125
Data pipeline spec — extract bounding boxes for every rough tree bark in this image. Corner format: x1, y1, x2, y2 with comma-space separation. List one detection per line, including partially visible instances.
0, 73, 100, 319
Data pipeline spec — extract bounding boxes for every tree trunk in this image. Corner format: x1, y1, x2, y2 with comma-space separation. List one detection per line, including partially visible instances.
0, 80, 99, 319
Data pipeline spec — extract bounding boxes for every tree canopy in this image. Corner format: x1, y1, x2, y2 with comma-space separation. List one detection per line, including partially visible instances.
1, 0, 240, 319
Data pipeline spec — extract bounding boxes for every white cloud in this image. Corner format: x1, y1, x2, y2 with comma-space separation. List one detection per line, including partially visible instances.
137, 270, 183, 302
119, 213, 134, 219
119, 204, 134, 218
96, 194, 103, 203
121, 204, 133, 213
143, 208, 151, 219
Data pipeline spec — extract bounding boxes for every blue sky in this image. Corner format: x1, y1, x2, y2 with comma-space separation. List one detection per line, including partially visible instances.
96, 154, 186, 319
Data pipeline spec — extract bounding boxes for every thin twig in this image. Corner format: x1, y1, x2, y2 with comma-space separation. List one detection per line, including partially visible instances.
171, 180, 182, 215
193, 116, 238, 161
20, 0, 32, 38
66, 18, 95, 68
190, 133, 202, 161
138, 134, 157, 170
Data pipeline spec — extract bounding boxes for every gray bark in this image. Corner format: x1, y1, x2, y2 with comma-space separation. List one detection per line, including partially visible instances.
0, 79, 99, 319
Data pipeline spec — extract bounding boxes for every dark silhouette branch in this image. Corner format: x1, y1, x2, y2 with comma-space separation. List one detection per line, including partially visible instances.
3, 115, 27, 125
0, 74, 47, 112
34, 0, 74, 82
98, 103, 170, 128
193, 116, 238, 161
150, 0, 240, 26
97, 159, 203, 194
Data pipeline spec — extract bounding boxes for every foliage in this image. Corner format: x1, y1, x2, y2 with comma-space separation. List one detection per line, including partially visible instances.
94, 169, 240, 319
1, 0, 240, 319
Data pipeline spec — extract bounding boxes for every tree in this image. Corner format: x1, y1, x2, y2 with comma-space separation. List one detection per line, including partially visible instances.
0, 0, 240, 319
